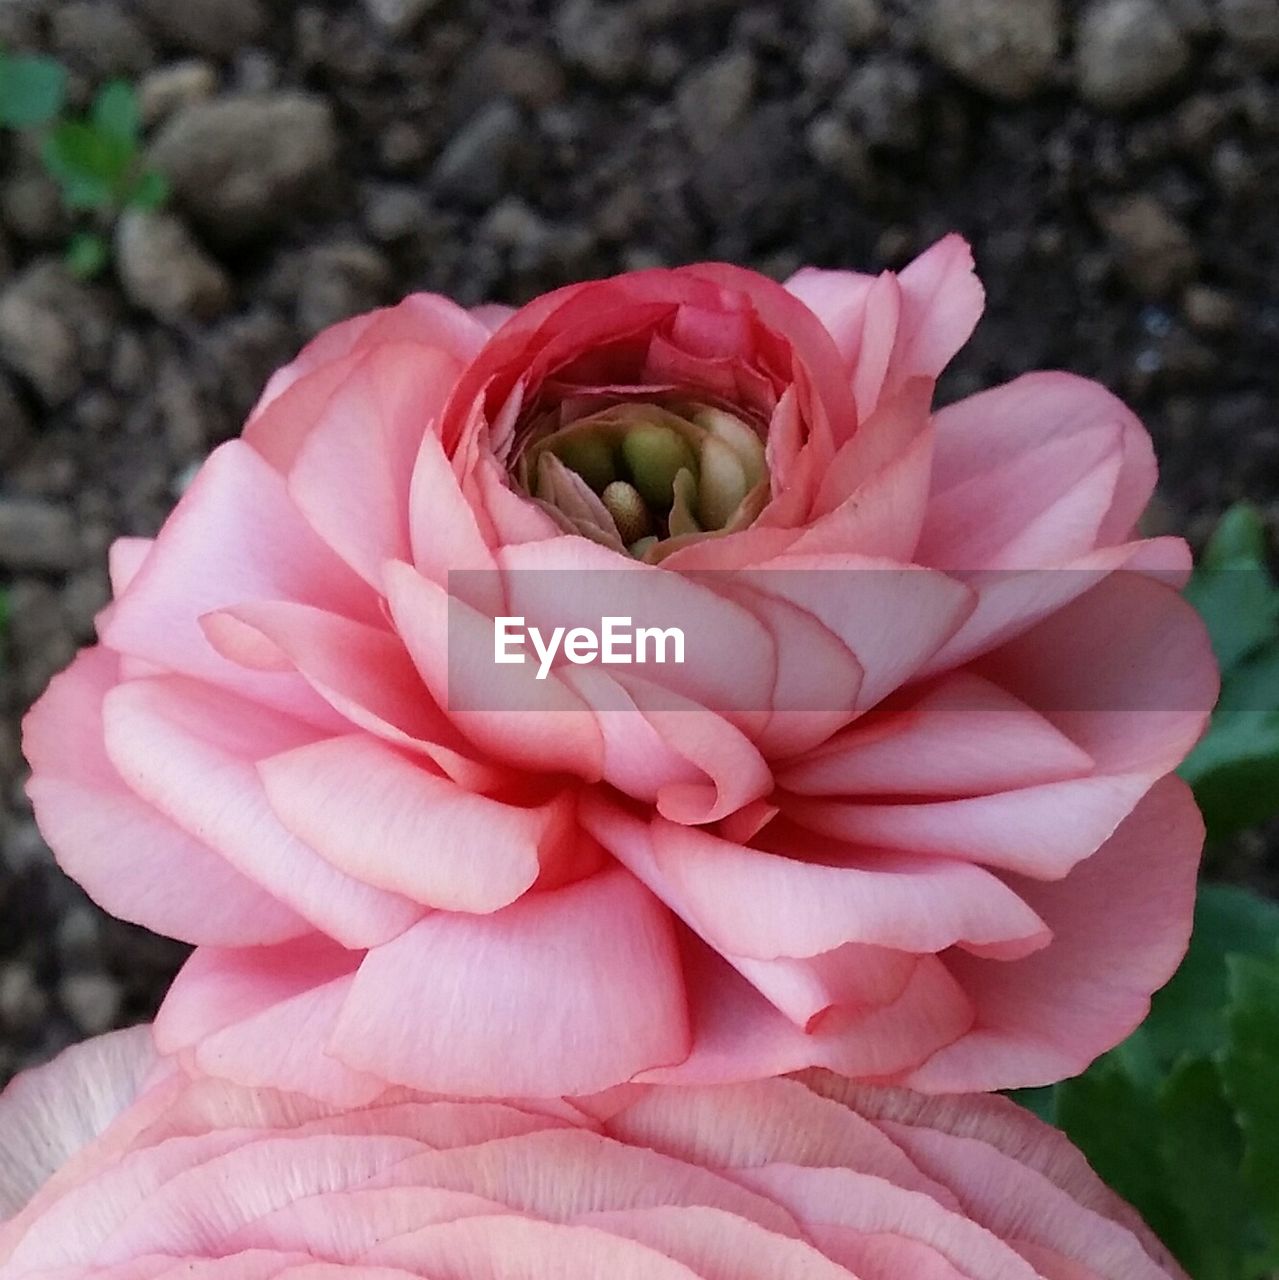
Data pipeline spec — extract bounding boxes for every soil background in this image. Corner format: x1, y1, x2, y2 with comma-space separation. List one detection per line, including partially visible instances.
1, 0, 1276, 1084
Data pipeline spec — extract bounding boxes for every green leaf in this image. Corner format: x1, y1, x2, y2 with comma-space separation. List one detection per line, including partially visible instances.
42, 119, 134, 209
0, 51, 67, 128
128, 168, 168, 211
1156, 1058, 1253, 1280
1007, 1085, 1057, 1124
91, 79, 139, 144
1202, 503, 1271, 571
1222, 952, 1279, 1266
1139, 884, 1279, 1069
65, 231, 108, 279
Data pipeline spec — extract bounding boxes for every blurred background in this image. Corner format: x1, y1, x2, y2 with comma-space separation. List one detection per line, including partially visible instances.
0, 0, 1276, 1085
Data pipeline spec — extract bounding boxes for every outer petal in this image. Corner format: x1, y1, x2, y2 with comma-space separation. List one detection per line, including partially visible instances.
23, 650, 308, 947
331, 868, 691, 1096
903, 776, 1203, 1091
0, 1028, 156, 1220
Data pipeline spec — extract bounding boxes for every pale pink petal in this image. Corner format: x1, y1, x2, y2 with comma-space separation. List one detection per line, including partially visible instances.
780, 672, 1093, 798
385, 560, 605, 780
904, 776, 1203, 1091
0, 1028, 156, 1220
258, 735, 554, 912
102, 677, 421, 947
23, 651, 308, 947
100, 441, 377, 727
286, 345, 464, 586
332, 868, 690, 1096
920, 372, 1156, 568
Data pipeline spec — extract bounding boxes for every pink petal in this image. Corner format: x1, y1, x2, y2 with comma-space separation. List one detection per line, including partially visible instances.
385, 560, 605, 780
903, 776, 1203, 1091
102, 676, 421, 948
780, 672, 1093, 798
919, 372, 1156, 569
258, 734, 553, 912
286, 345, 463, 587
23, 650, 308, 946
0, 1027, 156, 1220
100, 441, 377, 727
332, 868, 690, 1096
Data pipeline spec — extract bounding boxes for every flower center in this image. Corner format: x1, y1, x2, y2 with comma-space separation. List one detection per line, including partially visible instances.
515, 401, 769, 560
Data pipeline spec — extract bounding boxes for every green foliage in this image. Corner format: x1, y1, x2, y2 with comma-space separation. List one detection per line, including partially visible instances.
0, 49, 66, 127
1181, 503, 1279, 841
2, 65, 167, 276
1016, 885, 1279, 1280
41, 80, 166, 221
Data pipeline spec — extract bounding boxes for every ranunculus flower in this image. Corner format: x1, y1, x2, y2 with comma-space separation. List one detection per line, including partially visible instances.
23, 237, 1216, 1100
1, 1028, 1187, 1280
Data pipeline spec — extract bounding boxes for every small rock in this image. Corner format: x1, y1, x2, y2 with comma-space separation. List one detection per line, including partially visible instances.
0, 372, 31, 467
432, 100, 525, 206
295, 242, 392, 336
1182, 284, 1239, 332
555, 0, 643, 84
115, 209, 232, 323
157, 358, 210, 458
52, 1, 156, 75
456, 42, 568, 112
140, 0, 268, 56
1217, 0, 1279, 66
1076, 0, 1190, 110
55, 906, 104, 970
363, 185, 428, 242
0, 498, 79, 571
139, 60, 220, 127
0, 964, 48, 1035
1, 821, 51, 876
362, 0, 440, 35
149, 94, 339, 244
60, 567, 111, 637
838, 59, 924, 149
1100, 195, 1199, 297
677, 50, 758, 154
0, 263, 100, 406
805, 114, 872, 188
814, 0, 884, 46
1, 169, 68, 246
58, 973, 123, 1036
925, 0, 1061, 100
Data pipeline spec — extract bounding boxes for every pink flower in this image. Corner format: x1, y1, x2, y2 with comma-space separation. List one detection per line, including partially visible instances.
23, 237, 1216, 1100
0, 1029, 1187, 1280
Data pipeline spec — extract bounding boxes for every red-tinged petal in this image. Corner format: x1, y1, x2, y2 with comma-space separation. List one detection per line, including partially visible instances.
385, 560, 605, 781
781, 672, 1093, 798
102, 677, 422, 948
23, 650, 308, 947
332, 868, 689, 1096
286, 345, 464, 587
258, 735, 550, 912
100, 441, 377, 727
408, 427, 500, 588
903, 776, 1203, 1091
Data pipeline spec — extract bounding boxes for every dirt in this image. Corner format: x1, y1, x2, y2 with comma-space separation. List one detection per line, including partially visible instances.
1, 0, 1276, 1082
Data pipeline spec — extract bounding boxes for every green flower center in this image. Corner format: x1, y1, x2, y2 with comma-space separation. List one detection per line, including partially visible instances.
515, 401, 769, 560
